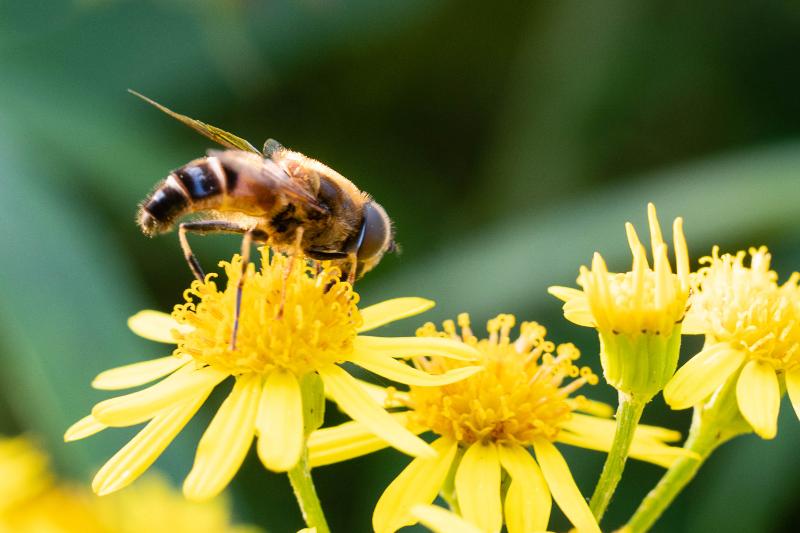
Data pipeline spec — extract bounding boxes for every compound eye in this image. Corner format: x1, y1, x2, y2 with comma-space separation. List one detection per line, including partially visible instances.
356, 202, 391, 261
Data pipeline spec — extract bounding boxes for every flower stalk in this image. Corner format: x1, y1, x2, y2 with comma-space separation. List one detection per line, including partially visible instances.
625, 376, 751, 532
287, 452, 330, 533
287, 372, 330, 533
588, 392, 646, 520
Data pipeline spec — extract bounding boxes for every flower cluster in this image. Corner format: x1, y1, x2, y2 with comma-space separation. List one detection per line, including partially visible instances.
309, 314, 690, 533
665, 246, 800, 438
0, 435, 258, 533
59, 201, 800, 533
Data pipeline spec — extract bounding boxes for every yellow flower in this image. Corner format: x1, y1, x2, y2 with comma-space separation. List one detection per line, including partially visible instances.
66, 249, 478, 501
308, 314, 691, 533
664, 246, 800, 439
0, 435, 259, 533
549, 203, 690, 399
0, 436, 53, 515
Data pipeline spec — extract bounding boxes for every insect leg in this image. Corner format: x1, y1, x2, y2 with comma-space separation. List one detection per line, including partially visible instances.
178, 221, 253, 281
346, 253, 357, 285
231, 229, 255, 350
277, 227, 305, 319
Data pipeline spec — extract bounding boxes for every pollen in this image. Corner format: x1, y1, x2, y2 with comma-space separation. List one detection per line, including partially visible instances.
171, 249, 362, 376
407, 314, 597, 445
686, 246, 800, 371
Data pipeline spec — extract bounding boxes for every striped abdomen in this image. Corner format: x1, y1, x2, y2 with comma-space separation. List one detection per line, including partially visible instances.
138, 156, 235, 235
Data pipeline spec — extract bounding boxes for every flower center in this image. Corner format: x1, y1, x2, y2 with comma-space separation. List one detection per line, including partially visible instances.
171, 249, 362, 376
407, 314, 597, 445
689, 247, 800, 371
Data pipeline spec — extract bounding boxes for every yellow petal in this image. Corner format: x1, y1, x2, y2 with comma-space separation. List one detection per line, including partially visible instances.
410, 505, 483, 533
532, 439, 599, 533
358, 298, 435, 333
680, 313, 706, 335
664, 343, 745, 410
562, 300, 597, 328
354, 336, 479, 361
307, 413, 415, 467
555, 430, 695, 469
256, 369, 304, 472
498, 444, 551, 533
64, 414, 107, 442
92, 366, 227, 427
183, 374, 261, 500
92, 354, 191, 390
563, 413, 682, 443
785, 366, 800, 422
127, 310, 190, 343
319, 365, 434, 459
350, 348, 482, 386
547, 286, 585, 303
350, 379, 410, 409
456, 442, 502, 533
372, 438, 457, 533
737, 360, 780, 439
570, 399, 614, 418
92, 394, 208, 496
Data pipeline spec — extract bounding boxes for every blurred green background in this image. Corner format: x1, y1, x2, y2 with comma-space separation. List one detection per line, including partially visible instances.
1, 1, 799, 532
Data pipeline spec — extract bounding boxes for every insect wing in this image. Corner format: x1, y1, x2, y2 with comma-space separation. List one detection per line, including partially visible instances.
209, 150, 327, 214
129, 90, 261, 154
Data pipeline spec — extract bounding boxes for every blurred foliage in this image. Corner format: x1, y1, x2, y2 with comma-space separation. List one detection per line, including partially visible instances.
1, 1, 799, 532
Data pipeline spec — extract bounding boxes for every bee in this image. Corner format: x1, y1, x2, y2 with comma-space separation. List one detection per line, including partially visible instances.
131, 91, 396, 347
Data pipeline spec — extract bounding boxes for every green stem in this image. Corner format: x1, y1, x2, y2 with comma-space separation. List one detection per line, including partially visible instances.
287, 451, 331, 533
625, 396, 749, 533
589, 393, 646, 521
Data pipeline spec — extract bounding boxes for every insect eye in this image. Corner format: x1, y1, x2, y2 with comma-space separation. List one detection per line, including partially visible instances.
356, 202, 391, 261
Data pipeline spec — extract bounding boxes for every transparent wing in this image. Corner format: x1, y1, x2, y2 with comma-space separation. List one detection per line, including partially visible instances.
129, 90, 261, 154
209, 150, 327, 214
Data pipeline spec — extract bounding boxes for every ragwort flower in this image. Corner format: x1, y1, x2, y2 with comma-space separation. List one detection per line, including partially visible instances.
308, 314, 690, 533
66, 248, 478, 501
0, 435, 259, 533
549, 203, 690, 400
664, 246, 800, 439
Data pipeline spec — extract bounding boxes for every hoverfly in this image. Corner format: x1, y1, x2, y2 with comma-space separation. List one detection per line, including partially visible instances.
132, 91, 396, 347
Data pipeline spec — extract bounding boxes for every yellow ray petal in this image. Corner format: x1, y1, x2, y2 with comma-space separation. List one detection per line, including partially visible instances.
456, 442, 502, 533
256, 369, 304, 472
350, 348, 482, 386
679, 313, 706, 335
351, 379, 410, 409
358, 298, 435, 333
354, 336, 479, 361
673, 217, 690, 290
785, 367, 800, 422
664, 343, 745, 410
92, 354, 192, 390
570, 399, 614, 418
308, 413, 416, 467
498, 443, 551, 533
737, 360, 780, 439
319, 365, 434, 459
411, 505, 483, 533
562, 300, 597, 328
547, 286, 585, 303
532, 439, 599, 533
647, 202, 665, 257
92, 366, 228, 427
127, 310, 191, 343
372, 438, 457, 533
64, 414, 107, 442
555, 430, 694, 469
563, 413, 682, 443
183, 373, 261, 500
92, 394, 208, 496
